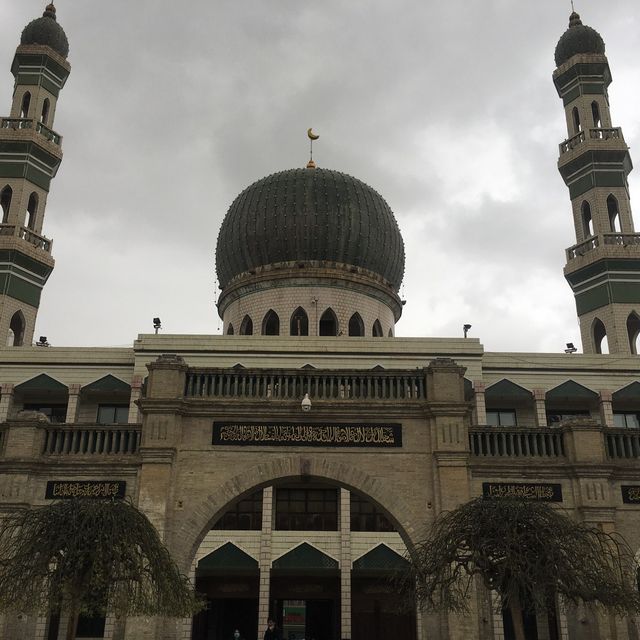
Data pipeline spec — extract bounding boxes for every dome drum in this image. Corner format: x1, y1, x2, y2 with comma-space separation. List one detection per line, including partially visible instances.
217, 263, 404, 324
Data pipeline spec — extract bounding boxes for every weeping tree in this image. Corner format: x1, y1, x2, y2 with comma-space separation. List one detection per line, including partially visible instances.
401, 497, 640, 640
0, 499, 202, 640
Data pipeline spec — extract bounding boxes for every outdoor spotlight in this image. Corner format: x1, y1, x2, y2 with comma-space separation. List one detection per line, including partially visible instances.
36, 336, 50, 347
301, 393, 312, 412
564, 342, 577, 354
463, 324, 472, 338
153, 317, 162, 334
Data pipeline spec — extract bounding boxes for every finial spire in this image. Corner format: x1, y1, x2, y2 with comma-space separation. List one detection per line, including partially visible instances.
44, 3, 57, 20
306, 128, 319, 169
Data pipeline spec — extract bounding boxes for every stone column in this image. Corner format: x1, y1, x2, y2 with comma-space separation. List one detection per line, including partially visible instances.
258, 487, 274, 638
340, 488, 352, 640
65, 383, 81, 424
0, 383, 14, 422
124, 355, 187, 640
533, 389, 547, 427
598, 390, 614, 427
472, 382, 486, 425
128, 375, 143, 424
427, 358, 479, 640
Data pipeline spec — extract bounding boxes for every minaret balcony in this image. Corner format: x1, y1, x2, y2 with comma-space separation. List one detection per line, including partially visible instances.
559, 127, 624, 155
565, 232, 640, 263
0, 117, 63, 147
0, 223, 53, 253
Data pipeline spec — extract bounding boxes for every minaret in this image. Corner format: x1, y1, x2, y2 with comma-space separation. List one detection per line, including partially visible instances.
554, 12, 640, 355
0, 4, 70, 346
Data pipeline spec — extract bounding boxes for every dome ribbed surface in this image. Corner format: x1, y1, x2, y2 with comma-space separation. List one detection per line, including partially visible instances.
555, 12, 604, 67
216, 168, 405, 291
21, 6, 69, 58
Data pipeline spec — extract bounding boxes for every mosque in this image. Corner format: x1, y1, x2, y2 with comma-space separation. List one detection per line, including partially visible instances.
1, 5, 640, 640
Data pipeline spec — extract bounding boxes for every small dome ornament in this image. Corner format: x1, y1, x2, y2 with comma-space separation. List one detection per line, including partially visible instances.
554, 10, 605, 67
306, 128, 319, 169
20, 2, 69, 59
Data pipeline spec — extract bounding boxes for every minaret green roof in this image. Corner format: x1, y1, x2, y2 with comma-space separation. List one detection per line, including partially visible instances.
21, 4, 69, 59
555, 12, 605, 67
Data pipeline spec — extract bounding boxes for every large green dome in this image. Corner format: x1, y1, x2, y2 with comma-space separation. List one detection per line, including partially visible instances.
216, 168, 405, 291
555, 12, 604, 67
21, 4, 69, 59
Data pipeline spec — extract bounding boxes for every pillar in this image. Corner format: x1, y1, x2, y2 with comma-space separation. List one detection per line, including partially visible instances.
340, 488, 352, 640
128, 375, 143, 424
472, 381, 486, 425
599, 390, 614, 428
0, 383, 14, 422
65, 383, 80, 424
533, 389, 547, 427
258, 486, 274, 638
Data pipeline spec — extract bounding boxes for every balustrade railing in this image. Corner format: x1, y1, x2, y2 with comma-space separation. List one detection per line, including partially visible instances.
605, 430, 640, 459
469, 427, 565, 458
184, 368, 427, 401
0, 117, 62, 146
559, 127, 623, 155
602, 233, 640, 247
566, 235, 599, 260
0, 224, 53, 252
42, 425, 141, 455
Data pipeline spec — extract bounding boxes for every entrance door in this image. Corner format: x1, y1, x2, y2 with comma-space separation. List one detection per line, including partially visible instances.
192, 597, 258, 640
276, 598, 336, 640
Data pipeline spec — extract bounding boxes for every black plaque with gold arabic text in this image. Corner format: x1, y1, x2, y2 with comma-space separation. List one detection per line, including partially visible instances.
621, 486, 640, 504
45, 480, 126, 500
482, 482, 562, 502
213, 422, 402, 448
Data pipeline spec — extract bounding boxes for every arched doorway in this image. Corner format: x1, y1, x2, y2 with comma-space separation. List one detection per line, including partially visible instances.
185, 468, 419, 640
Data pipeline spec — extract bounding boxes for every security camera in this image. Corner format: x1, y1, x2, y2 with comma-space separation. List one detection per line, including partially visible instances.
301, 393, 311, 412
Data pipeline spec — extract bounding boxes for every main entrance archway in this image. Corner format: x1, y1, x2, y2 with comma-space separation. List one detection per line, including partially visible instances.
181, 463, 421, 640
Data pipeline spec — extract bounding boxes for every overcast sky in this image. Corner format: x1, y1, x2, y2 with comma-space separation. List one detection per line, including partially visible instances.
2, 1, 640, 352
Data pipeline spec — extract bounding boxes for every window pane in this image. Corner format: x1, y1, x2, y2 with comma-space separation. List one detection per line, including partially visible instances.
614, 413, 627, 428
487, 411, 500, 426
500, 411, 517, 427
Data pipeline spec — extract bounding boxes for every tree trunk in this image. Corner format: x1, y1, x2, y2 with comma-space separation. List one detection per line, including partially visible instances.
508, 593, 526, 640
65, 603, 79, 640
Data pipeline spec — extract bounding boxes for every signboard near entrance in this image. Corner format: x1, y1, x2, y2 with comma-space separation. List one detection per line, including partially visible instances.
45, 480, 126, 499
482, 482, 563, 502
213, 422, 402, 448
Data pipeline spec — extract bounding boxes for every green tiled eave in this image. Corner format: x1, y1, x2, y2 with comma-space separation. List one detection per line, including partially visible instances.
0, 140, 62, 191
272, 543, 338, 571
546, 380, 598, 401
82, 374, 131, 393
353, 544, 409, 573
15, 373, 67, 392
485, 379, 532, 400
196, 543, 258, 576
553, 60, 611, 101
11, 51, 70, 97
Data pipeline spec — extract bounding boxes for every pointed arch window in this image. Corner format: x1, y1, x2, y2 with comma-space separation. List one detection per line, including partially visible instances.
239, 315, 253, 336
572, 107, 581, 134
27, 192, 38, 230
319, 308, 338, 336
290, 307, 309, 336
372, 319, 384, 337
627, 312, 640, 355
591, 101, 601, 128
262, 309, 280, 336
607, 195, 620, 232
226, 323, 235, 335
593, 318, 609, 354
348, 313, 364, 337
1, 185, 12, 223
41, 98, 50, 125
21, 92, 31, 119
387, 328, 393, 337
9, 311, 25, 347
581, 201, 593, 238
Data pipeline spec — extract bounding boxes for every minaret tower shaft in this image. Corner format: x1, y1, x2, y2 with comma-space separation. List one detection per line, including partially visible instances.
0, 4, 70, 346
554, 12, 640, 355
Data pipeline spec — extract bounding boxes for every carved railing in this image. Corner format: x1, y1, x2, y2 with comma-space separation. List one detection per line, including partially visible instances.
42, 425, 141, 455
0, 117, 62, 145
0, 224, 53, 252
605, 430, 640, 459
469, 427, 565, 458
602, 232, 640, 247
184, 368, 427, 401
559, 127, 623, 154
566, 235, 599, 260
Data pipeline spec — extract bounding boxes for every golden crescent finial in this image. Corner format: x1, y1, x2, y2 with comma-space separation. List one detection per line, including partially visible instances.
307, 128, 319, 140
